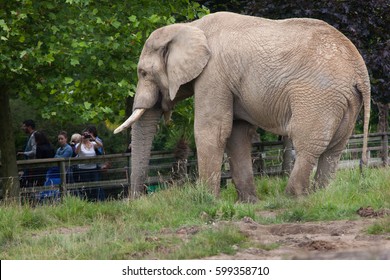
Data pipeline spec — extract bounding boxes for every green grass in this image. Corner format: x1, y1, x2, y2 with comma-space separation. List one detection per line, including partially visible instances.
366, 217, 390, 235
0, 167, 389, 259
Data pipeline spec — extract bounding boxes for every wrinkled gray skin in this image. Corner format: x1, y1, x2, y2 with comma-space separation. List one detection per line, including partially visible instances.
115, 12, 370, 202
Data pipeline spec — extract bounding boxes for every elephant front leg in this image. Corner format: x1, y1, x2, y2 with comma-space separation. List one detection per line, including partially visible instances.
197, 146, 225, 197
194, 94, 233, 197
226, 121, 258, 203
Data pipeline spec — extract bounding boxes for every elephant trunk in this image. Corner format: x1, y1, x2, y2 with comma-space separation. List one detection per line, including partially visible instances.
130, 108, 162, 198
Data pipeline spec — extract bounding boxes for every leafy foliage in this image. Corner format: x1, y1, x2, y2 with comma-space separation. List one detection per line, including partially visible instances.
197, 0, 243, 12
0, 0, 208, 124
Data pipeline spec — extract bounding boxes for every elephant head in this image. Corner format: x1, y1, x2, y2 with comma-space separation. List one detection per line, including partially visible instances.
114, 24, 210, 197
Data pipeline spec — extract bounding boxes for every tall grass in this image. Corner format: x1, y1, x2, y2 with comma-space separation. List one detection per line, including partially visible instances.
0, 167, 389, 259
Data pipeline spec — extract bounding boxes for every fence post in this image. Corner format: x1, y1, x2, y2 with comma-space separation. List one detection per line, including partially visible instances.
382, 132, 389, 167
59, 161, 67, 195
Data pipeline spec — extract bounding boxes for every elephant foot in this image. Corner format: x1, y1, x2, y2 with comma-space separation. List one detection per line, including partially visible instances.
312, 183, 326, 192
238, 194, 259, 204
285, 186, 309, 197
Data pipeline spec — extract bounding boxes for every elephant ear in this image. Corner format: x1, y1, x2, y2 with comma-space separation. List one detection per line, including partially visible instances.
163, 24, 211, 101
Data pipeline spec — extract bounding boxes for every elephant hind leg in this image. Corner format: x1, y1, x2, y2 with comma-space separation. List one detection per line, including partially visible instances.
314, 149, 342, 190
285, 116, 340, 196
226, 120, 258, 203
314, 109, 357, 189
285, 152, 317, 196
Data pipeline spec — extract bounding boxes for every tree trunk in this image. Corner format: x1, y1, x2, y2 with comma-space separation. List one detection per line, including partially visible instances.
377, 102, 389, 166
0, 86, 20, 202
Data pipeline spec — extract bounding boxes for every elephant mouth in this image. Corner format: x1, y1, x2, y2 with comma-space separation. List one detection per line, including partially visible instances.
114, 90, 168, 134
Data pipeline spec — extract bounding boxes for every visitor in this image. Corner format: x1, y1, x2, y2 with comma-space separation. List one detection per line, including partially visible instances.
75, 130, 103, 182
18, 119, 37, 187
85, 125, 104, 155
34, 130, 55, 186
55, 131, 73, 158
70, 133, 81, 157
18, 119, 37, 159
75, 130, 105, 200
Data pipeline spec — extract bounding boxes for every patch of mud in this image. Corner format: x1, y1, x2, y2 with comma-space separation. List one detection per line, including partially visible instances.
204, 215, 390, 260
357, 206, 390, 218
299, 240, 337, 251
176, 226, 200, 235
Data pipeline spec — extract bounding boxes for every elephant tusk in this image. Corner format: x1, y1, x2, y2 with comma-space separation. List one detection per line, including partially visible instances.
113, 108, 146, 134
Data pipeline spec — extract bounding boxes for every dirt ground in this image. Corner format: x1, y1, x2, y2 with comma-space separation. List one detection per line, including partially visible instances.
202, 208, 390, 260
38, 209, 390, 260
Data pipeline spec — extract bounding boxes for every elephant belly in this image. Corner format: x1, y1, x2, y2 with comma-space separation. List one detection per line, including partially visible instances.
233, 99, 289, 136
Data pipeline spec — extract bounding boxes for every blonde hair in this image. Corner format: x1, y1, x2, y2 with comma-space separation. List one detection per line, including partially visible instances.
70, 133, 81, 144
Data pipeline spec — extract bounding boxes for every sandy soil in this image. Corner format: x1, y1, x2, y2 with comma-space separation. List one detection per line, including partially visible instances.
202, 208, 390, 260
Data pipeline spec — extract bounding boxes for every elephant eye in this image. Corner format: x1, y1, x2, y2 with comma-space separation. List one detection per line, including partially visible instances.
139, 69, 148, 78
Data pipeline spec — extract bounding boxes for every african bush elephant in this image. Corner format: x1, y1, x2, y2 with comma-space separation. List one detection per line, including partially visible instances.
114, 12, 370, 202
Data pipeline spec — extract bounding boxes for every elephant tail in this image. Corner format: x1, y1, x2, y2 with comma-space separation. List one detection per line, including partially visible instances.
357, 80, 371, 166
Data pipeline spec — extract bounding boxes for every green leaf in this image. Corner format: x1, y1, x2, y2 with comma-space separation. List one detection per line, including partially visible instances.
111, 20, 121, 29
70, 58, 80, 66
44, 53, 55, 64
118, 79, 128, 87
102, 107, 113, 114
51, 25, 60, 34
84, 101, 92, 110
20, 51, 27, 59
78, 41, 88, 48
64, 77, 74, 84
149, 14, 161, 24
0, 19, 10, 32
128, 15, 137, 22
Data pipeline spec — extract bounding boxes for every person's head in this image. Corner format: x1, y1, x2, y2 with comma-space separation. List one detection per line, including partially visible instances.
70, 133, 81, 145
34, 131, 50, 145
57, 131, 68, 147
21, 119, 35, 134
81, 129, 93, 143
86, 125, 98, 137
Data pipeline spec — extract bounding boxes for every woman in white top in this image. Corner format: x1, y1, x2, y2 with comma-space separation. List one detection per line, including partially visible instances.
75, 131, 103, 182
